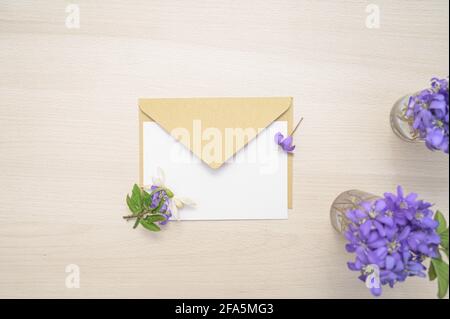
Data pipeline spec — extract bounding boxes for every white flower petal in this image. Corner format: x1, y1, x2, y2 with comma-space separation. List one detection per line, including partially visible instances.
156, 167, 166, 185
170, 201, 179, 221
143, 185, 153, 192
152, 177, 163, 187
174, 197, 184, 208
179, 197, 196, 207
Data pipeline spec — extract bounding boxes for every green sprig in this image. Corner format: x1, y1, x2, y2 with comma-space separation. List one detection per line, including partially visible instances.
428, 211, 449, 299
124, 184, 170, 232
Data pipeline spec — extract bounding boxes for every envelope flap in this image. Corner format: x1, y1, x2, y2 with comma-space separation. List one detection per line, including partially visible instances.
139, 97, 292, 169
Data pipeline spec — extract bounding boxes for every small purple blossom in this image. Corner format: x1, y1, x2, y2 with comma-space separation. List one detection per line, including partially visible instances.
275, 118, 303, 153
345, 186, 441, 297
406, 77, 449, 154
149, 185, 172, 225
275, 132, 295, 152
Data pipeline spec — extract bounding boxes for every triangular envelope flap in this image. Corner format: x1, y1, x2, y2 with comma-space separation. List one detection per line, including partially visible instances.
139, 97, 292, 169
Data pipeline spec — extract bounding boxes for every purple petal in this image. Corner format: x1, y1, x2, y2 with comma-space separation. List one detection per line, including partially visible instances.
274, 132, 284, 144
429, 99, 446, 113
347, 261, 361, 271
360, 220, 372, 238
378, 215, 394, 227
422, 217, 439, 229
418, 244, 429, 255
375, 247, 388, 259
367, 231, 379, 243
370, 287, 382, 297
398, 226, 411, 241
368, 238, 387, 249
427, 233, 441, 245
385, 256, 395, 270
397, 186, 404, 199
355, 209, 368, 219
394, 259, 405, 272
427, 129, 444, 147
280, 136, 295, 152
283, 144, 296, 152
360, 202, 372, 213
346, 244, 357, 253
346, 210, 359, 223
282, 135, 293, 145
406, 193, 418, 204
374, 221, 386, 237
344, 230, 356, 242
374, 200, 386, 212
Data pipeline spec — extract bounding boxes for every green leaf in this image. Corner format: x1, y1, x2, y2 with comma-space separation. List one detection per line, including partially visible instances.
126, 195, 134, 211
145, 214, 166, 223
435, 211, 447, 234
127, 184, 143, 214
131, 184, 142, 203
126, 194, 142, 214
429, 262, 437, 281
142, 190, 152, 208
140, 219, 161, 232
440, 229, 449, 251
432, 258, 449, 299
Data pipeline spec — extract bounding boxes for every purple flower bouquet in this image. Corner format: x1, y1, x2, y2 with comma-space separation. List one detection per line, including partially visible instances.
390, 77, 449, 154
123, 168, 195, 232
330, 188, 449, 298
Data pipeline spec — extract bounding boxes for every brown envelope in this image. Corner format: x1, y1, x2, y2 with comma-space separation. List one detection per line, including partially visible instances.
139, 97, 294, 208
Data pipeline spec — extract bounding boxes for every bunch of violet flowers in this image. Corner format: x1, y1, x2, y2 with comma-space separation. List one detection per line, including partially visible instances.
405, 77, 449, 154
147, 185, 173, 225
124, 168, 195, 232
123, 184, 173, 232
275, 118, 304, 153
345, 186, 449, 298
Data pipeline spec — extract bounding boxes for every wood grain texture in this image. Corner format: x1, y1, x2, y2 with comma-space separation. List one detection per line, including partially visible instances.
0, 0, 448, 299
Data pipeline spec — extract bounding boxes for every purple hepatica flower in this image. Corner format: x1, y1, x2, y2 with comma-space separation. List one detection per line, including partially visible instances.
275, 117, 303, 153
275, 132, 295, 153
149, 185, 172, 225
406, 77, 449, 154
425, 127, 448, 153
344, 186, 441, 297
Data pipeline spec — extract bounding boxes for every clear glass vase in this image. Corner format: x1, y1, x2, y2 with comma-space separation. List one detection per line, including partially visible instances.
390, 94, 423, 143
330, 190, 380, 235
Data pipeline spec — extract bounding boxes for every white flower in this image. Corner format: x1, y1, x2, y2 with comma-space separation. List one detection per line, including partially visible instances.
170, 196, 196, 220
148, 167, 196, 220
152, 167, 166, 187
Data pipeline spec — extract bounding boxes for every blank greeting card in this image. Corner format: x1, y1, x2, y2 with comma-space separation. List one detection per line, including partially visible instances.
139, 97, 294, 220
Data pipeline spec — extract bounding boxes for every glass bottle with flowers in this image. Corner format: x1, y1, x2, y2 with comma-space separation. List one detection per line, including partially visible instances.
390, 77, 449, 154
331, 186, 449, 298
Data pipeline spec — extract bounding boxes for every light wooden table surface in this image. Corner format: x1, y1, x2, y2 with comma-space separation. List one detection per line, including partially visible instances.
1, 0, 448, 299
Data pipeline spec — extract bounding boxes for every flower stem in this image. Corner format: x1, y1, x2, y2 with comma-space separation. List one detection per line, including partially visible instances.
123, 210, 149, 220
290, 117, 304, 136
123, 198, 167, 221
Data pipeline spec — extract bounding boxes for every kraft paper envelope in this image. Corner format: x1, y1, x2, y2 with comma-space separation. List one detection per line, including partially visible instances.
139, 97, 294, 216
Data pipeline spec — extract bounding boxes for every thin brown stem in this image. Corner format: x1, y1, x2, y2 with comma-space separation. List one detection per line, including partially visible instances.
123, 197, 168, 222
123, 210, 150, 220
290, 117, 304, 136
